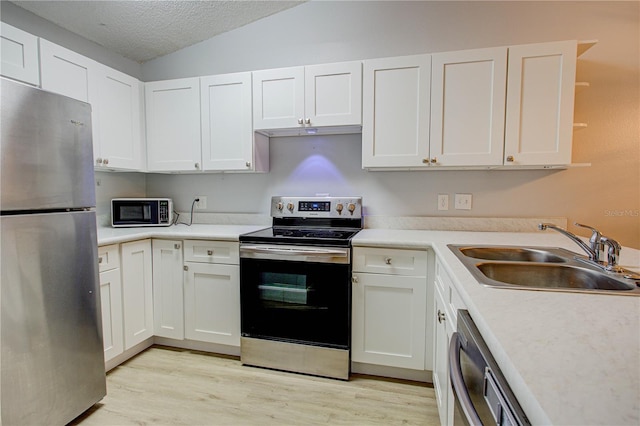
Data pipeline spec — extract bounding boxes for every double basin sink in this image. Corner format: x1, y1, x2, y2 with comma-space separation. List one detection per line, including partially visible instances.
449, 245, 640, 296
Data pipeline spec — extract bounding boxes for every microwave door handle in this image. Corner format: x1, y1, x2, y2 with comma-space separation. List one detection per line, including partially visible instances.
449, 332, 483, 426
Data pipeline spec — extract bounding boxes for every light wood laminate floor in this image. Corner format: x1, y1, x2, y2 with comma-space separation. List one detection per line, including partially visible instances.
72, 345, 439, 425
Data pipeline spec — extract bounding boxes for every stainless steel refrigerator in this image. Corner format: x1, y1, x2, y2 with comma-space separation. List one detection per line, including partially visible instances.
1, 77, 106, 424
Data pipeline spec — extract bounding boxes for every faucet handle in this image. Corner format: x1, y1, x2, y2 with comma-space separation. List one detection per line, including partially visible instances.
600, 236, 623, 272
574, 223, 603, 245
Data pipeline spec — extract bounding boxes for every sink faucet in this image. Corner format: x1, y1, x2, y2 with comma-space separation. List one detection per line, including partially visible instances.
538, 222, 623, 271
538, 222, 600, 261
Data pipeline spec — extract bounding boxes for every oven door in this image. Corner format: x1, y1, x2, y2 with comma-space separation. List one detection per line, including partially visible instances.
240, 244, 351, 349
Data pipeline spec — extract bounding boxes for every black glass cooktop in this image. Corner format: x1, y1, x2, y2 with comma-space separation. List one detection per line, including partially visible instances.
240, 226, 361, 247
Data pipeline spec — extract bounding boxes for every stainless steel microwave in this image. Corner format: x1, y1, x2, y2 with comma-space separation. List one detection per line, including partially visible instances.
111, 198, 173, 227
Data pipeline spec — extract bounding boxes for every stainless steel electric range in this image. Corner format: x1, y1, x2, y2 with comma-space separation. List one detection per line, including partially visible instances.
239, 196, 363, 380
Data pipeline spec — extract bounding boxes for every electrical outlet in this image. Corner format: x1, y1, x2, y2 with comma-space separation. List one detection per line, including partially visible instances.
195, 196, 207, 210
437, 194, 449, 211
454, 193, 472, 210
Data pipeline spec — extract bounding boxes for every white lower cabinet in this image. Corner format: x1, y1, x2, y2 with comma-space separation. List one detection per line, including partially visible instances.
182, 240, 241, 346
121, 239, 154, 350
351, 247, 430, 370
98, 244, 123, 363
152, 240, 184, 340
183, 262, 240, 346
432, 257, 466, 426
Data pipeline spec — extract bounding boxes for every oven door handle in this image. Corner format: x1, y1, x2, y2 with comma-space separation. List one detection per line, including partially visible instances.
240, 245, 348, 258
449, 331, 483, 426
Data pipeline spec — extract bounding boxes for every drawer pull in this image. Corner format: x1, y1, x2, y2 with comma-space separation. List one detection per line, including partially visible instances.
351, 275, 359, 284
174, 244, 181, 249
98, 257, 103, 264
437, 309, 446, 324
384, 257, 392, 265
207, 250, 213, 256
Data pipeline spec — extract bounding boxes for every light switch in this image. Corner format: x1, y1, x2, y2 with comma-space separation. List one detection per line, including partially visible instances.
454, 193, 472, 210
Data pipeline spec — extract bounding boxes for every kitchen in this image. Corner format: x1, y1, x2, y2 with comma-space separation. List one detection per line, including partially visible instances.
1, 1, 639, 425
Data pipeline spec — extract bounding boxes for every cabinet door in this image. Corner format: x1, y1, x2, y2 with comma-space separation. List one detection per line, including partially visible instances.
433, 289, 454, 426
0, 22, 39, 85
184, 262, 240, 346
351, 272, 427, 370
121, 239, 153, 350
100, 267, 124, 362
504, 41, 577, 166
362, 55, 431, 168
201, 72, 253, 171
252, 66, 304, 130
95, 64, 143, 171
40, 39, 97, 103
430, 47, 507, 166
152, 240, 184, 340
145, 78, 202, 172
304, 61, 362, 127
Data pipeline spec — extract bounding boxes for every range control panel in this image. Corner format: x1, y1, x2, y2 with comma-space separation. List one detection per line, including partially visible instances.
271, 196, 362, 219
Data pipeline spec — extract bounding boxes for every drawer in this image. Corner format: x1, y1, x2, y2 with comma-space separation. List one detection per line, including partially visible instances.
183, 240, 239, 265
353, 247, 427, 276
98, 244, 120, 272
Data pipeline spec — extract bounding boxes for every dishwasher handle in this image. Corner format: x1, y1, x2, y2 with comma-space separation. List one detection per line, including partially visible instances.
449, 331, 483, 426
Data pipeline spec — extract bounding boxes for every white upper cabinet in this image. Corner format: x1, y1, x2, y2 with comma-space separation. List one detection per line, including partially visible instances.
304, 62, 362, 127
362, 55, 431, 168
145, 78, 202, 172
504, 40, 578, 166
201, 72, 267, 172
40, 39, 144, 171
430, 47, 507, 167
94, 64, 144, 170
253, 66, 304, 130
0, 23, 40, 86
40, 39, 98, 104
253, 61, 362, 132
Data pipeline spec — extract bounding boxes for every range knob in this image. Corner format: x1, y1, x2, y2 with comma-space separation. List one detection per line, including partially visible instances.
287, 202, 294, 212
348, 203, 356, 215
335, 203, 344, 214
277, 202, 284, 211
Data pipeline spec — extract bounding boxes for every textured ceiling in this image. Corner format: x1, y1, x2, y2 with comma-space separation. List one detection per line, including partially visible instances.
10, 1, 305, 63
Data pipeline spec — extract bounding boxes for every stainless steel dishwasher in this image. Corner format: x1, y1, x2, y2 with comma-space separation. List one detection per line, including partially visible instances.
449, 310, 531, 426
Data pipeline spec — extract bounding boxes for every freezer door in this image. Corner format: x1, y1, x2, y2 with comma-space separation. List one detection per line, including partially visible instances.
1, 210, 106, 425
1, 77, 96, 211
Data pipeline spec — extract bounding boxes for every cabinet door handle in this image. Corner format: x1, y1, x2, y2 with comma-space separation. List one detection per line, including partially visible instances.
245, 162, 251, 168
506, 155, 515, 162
207, 250, 213, 256
174, 244, 181, 249
297, 118, 304, 125
183, 265, 189, 271
195, 162, 200, 169
351, 275, 359, 284
103, 158, 109, 165
98, 256, 103, 264
384, 257, 392, 265
437, 309, 446, 323
96, 158, 103, 165
304, 118, 311, 125
430, 158, 437, 164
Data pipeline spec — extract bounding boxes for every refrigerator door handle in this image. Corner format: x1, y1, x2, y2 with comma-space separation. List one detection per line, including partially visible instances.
449, 331, 483, 426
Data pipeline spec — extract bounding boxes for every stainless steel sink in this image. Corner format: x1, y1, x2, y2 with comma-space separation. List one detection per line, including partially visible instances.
458, 246, 567, 263
449, 244, 640, 296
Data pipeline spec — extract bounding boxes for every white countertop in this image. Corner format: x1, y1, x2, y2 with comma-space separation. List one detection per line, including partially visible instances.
353, 229, 640, 426
97, 223, 268, 246
97, 224, 640, 425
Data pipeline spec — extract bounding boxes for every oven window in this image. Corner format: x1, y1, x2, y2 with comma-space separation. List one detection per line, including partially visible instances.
240, 258, 350, 349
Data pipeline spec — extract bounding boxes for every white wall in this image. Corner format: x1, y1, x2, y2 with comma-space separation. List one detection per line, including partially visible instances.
143, 1, 639, 248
